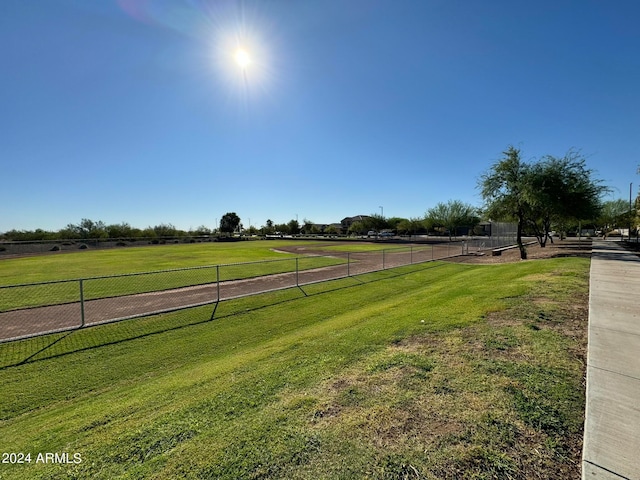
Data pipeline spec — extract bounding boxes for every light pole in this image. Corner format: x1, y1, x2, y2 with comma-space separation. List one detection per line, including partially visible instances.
379, 206, 383, 218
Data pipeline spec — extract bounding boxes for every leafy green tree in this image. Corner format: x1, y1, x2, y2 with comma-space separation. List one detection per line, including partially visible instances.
66, 219, 108, 239
348, 221, 366, 236
288, 219, 300, 235
107, 222, 134, 239
259, 220, 275, 235
301, 219, 317, 234
397, 217, 425, 236
274, 223, 290, 235
526, 151, 606, 245
368, 214, 388, 232
324, 225, 340, 235
481, 146, 607, 258
425, 200, 479, 240
141, 227, 157, 239
2, 229, 58, 241
386, 217, 406, 232
598, 199, 632, 236
191, 225, 212, 236
153, 223, 178, 237
479, 146, 531, 259
220, 212, 241, 234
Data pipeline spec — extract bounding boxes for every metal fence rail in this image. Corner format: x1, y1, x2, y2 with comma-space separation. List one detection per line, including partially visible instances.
0, 239, 514, 343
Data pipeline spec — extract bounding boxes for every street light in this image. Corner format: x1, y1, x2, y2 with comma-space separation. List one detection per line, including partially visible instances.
379, 206, 383, 218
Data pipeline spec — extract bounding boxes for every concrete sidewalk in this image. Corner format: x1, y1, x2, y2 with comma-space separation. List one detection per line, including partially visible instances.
583, 240, 640, 479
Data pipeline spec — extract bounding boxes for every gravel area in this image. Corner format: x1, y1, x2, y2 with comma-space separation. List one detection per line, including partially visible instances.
444, 239, 593, 264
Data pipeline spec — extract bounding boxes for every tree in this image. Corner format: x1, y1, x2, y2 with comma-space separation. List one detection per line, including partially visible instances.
153, 223, 178, 237
65, 219, 108, 239
260, 219, 275, 235
348, 221, 366, 236
302, 219, 317, 234
191, 225, 212, 236
598, 199, 632, 236
324, 225, 340, 235
479, 146, 531, 259
220, 212, 241, 234
425, 200, 479, 240
107, 222, 134, 239
368, 214, 388, 232
526, 151, 606, 245
274, 223, 290, 235
287, 219, 300, 235
386, 217, 406, 232
481, 146, 607, 258
396, 217, 425, 236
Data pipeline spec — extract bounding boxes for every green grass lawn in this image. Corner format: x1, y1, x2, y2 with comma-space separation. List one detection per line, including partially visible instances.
0, 257, 589, 479
0, 241, 345, 310
0, 240, 330, 286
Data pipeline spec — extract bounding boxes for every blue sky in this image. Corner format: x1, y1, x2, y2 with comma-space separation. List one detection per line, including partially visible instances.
2, 0, 639, 232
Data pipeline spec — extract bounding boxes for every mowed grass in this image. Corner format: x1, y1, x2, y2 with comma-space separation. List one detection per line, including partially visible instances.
0, 257, 589, 479
0, 241, 345, 310
0, 240, 334, 286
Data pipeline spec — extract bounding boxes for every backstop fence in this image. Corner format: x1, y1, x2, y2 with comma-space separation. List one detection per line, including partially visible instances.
0, 238, 515, 344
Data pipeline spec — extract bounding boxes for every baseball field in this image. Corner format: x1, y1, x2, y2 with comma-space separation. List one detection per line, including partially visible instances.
0, 240, 589, 479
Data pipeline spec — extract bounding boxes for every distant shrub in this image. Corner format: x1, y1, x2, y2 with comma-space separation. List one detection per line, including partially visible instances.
116, 241, 127, 247
50, 245, 61, 251
79, 244, 88, 249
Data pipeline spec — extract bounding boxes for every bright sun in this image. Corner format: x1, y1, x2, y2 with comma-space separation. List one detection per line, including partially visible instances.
234, 48, 251, 69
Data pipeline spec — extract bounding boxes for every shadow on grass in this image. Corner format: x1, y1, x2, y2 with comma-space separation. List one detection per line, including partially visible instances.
0, 262, 447, 369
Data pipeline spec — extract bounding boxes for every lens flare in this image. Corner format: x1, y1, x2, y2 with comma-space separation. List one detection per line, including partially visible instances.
117, 0, 278, 104
234, 48, 251, 69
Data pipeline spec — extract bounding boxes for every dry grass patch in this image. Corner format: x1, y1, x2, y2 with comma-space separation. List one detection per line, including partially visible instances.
286, 260, 588, 479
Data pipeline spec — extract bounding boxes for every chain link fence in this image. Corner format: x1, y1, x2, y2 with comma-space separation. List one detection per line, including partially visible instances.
0, 238, 515, 344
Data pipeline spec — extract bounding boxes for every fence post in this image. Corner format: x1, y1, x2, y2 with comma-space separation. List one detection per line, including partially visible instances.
431, 245, 434, 260
216, 265, 220, 302
347, 252, 350, 277
79, 279, 85, 328
410, 246, 413, 264
296, 257, 299, 287
382, 249, 385, 270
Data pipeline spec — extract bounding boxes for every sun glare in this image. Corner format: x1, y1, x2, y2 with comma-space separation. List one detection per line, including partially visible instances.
211, 15, 276, 101
234, 48, 251, 69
